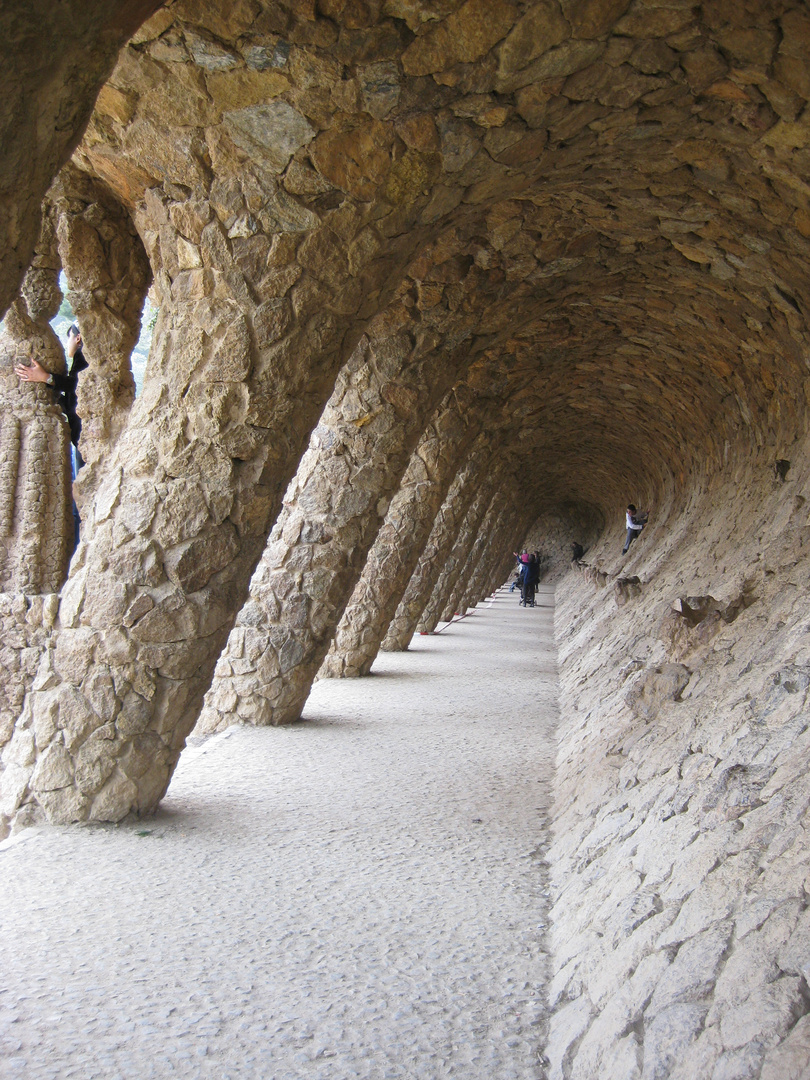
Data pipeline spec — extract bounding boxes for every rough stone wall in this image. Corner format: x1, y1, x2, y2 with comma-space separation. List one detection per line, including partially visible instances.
0, 594, 58, 753
417, 476, 504, 633
522, 507, 606, 584
444, 492, 520, 619
3, 0, 810, 876
547, 445, 810, 1079
195, 277, 492, 732
459, 501, 526, 611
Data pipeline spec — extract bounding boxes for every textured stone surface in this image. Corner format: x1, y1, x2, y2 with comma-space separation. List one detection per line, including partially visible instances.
382, 436, 499, 652
0, 0, 162, 319
0, 215, 74, 594
443, 493, 517, 622
421, 477, 504, 632
49, 165, 151, 501
196, 281, 497, 731
318, 390, 479, 678
1, 6, 810, 1070
546, 451, 810, 1078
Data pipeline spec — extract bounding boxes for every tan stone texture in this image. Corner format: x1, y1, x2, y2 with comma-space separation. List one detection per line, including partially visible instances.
382, 435, 497, 651
441, 490, 513, 621
0, 215, 74, 596
418, 474, 503, 634
0, 0, 163, 320
2, 0, 810, 1068
318, 391, 479, 678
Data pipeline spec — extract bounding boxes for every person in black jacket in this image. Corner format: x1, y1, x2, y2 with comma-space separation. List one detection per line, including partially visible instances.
16, 324, 88, 466
520, 553, 539, 607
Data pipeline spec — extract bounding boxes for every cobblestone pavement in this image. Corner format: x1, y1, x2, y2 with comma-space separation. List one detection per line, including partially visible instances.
1, 586, 557, 1080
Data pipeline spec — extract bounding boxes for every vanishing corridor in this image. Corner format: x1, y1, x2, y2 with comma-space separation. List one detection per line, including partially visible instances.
1, 586, 558, 1080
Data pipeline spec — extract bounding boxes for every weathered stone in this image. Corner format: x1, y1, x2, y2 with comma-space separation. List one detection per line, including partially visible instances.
625, 663, 691, 720
760, 1015, 810, 1080
223, 101, 316, 172
164, 524, 241, 593
401, 0, 519, 76
30, 741, 74, 792
321, 393, 477, 677
309, 115, 394, 200
0, 26, 810, 1078
498, 2, 569, 77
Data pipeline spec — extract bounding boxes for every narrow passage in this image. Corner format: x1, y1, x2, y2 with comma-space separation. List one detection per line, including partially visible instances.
1, 585, 559, 1080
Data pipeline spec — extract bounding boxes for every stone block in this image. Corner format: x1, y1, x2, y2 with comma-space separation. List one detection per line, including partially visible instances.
642, 1002, 709, 1080
83, 669, 118, 724
599, 1033, 641, 1080
657, 851, 760, 948
498, 2, 568, 77
223, 101, 315, 172
164, 524, 240, 593
31, 690, 60, 750
0, 762, 31, 817
87, 769, 138, 822
625, 663, 691, 720
30, 742, 74, 792
718, 978, 806, 1052
134, 762, 172, 812
74, 734, 117, 795
1, 727, 35, 767
547, 995, 593, 1080
53, 628, 95, 684
760, 1014, 810, 1080
35, 785, 89, 825
648, 923, 731, 1014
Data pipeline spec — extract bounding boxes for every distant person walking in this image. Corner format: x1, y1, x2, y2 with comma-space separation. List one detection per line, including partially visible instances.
622, 504, 648, 555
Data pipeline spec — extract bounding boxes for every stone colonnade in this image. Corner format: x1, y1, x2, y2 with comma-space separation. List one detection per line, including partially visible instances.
196, 292, 504, 732
4, 1, 810, 1072
318, 395, 484, 680
381, 442, 504, 650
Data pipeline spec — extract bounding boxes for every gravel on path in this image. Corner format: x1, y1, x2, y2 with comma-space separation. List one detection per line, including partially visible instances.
1, 585, 558, 1080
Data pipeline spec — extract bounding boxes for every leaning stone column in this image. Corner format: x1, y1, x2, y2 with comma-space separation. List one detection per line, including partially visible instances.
197, 320, 471, 733
317, 394, 480, 679
1, 183, 373, 833
51, 164, 151, 501
461, 504, 525, 610
418, 476, 502, 633
0, 217, 74, 596
454, 497, 516, 617
0, 223, 74, 793
381, 435, 499, 652
442, 491, 515, 621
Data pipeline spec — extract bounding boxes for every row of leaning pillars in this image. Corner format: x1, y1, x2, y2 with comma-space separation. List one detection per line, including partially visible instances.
4, 0, 810, 1075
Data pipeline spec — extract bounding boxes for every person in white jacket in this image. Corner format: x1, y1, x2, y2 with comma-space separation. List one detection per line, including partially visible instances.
622, 503, 648, 555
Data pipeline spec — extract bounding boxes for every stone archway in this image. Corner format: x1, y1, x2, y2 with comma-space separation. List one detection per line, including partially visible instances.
3, 3, 810, 1074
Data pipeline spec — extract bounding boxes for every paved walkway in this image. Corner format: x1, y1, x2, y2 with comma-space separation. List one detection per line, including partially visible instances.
1, 585, 559, 1080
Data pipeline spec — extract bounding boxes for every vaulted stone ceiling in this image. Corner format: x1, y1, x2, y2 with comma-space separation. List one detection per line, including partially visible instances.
7, 0, 810, 529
